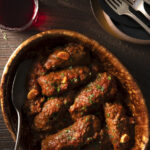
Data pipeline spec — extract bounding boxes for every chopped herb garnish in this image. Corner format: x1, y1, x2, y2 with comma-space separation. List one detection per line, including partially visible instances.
82, 106, 87, 111
64, 100, 67, 105
86, 89, 92, 92
110, 135, 114, 138
107, 113, 110, 118
70, 79, 74, 83
108, 75, 111, 80
100, 86, 104, 92
87, 83, 91, 88
61, 73, 65, 77
65, 129, 71, 133
89, 100, 93, 104
47, 97, 51, 100
56, 104, 59, 108
53, 116, 57, 121
51, 83, 55, 86
90, 94, 94, 98
88, 94, 94, 100
69, 66, 72, 69
57, 87, 60, 92
67, 136, 72, 140
72, 137, 76, 140
87, 137, 93, 141
86, 117, 89, 122
45, 80, 48, 84
80, 112, 83, 115
96, 85, 101, 89
73, 78, 78, 82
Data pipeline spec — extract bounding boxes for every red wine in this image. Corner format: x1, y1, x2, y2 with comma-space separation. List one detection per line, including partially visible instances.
0, 0, 35, 28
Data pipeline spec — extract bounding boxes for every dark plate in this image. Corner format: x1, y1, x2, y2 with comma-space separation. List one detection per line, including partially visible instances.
99, 0, 150, 40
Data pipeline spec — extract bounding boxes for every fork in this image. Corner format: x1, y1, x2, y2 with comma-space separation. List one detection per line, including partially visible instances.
105, 0, 150, 34
124, 0, 150, 20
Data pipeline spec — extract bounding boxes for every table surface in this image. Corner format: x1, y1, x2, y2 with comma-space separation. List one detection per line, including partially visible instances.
0, 0, 150, 149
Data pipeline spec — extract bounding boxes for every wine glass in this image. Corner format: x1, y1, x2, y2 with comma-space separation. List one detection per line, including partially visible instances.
0, 0, 38, 31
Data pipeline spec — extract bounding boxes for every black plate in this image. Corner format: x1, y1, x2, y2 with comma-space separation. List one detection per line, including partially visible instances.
99, 0, 150, 40
99, 0, 150, 27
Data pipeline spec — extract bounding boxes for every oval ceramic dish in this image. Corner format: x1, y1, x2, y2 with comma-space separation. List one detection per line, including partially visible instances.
0, 29, 149, 149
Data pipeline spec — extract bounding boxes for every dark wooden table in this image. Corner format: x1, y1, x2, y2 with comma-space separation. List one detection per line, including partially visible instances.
0, 0, 149, 149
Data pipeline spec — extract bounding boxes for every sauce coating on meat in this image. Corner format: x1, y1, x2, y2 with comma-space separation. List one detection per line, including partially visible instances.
69, 73, 117, 120
104, 102, 130, 150
38, 65, 97, 97
33, 93, 74, 131
44, 43, 90, 70
23, 43, 135, 150
24, 97, 45, 115
27, 59, 46, 100
41, 115, 101, 150
24, 59, 46, 116
83, 128, 113, 150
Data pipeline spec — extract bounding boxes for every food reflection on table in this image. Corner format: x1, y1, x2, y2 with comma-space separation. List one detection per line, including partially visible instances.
23, 43, 135, 150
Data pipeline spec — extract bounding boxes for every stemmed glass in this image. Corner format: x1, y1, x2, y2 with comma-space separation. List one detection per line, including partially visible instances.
0, 0, 38, 31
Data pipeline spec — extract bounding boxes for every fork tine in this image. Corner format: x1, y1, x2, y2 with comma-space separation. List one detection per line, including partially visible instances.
111, 0, 123, 8
117, 0, 122, 4
125, 0, 134, 5
111, 0, 120, 6
113, 0, 122, 6
105, 0, 118, 10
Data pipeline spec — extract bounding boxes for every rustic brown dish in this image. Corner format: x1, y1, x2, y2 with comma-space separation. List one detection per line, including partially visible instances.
0, 29, 149, 149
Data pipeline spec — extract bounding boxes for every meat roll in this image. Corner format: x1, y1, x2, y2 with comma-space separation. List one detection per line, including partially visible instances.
44, 43, 90, 70
33, 93, 74, 131
104, 102, 130, 150
69, 73, 117, 120
38, 65, 98, 97
41, 115, 101, 150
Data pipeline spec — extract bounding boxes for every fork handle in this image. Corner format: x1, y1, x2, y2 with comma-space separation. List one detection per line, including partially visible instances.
138, 3, 150, 20
125, 10, 150, 34
144, 0, 150, 5
14, 110, 21, 150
